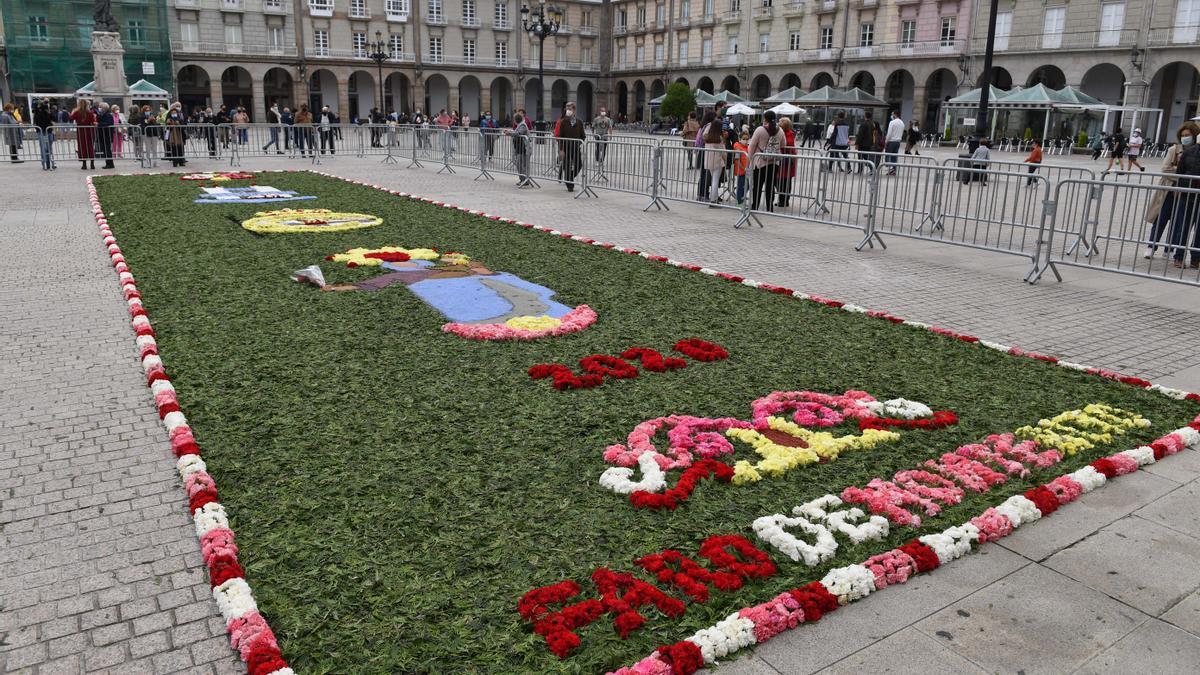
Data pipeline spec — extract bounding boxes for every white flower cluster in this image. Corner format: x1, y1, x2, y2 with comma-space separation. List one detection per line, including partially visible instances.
686, 614, 757, 663
149, 378, 174, 397
1068, 465, 1107, 492
820, 564, 877, 605
791, 291, 811, 300
193, 502, 229, 537
752, 513, 838, 566
1120, 446, 1156, 467
598, 453, 666, 494
177, 454, 207, 479
141, 354, 163, 375
841, 303, 868, 314
863, 398, 933, 420
902, 320, 931, 329
795, 495, 889, 545
163, 411, 188, 434
1176, 426, 1200, 448
1149, 384, 1190, 400
1056, 360, 1090, 372
979, 340, 1011, 352
213, 577, 258, 622
994, 494, 1042, 528
918, 523, 980, 565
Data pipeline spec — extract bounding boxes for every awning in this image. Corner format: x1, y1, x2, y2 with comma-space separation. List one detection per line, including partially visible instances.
764, 86, 806, 103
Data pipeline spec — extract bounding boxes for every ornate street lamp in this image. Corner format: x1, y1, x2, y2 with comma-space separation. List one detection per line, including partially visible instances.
369, 30, 389, 115
520, 0, 562, 125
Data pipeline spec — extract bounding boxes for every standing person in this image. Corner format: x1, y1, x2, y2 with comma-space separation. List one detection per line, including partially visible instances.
775, 117, 797, 207
233, 106, 249, 145
318, 105, 338, 154
702, 114, 727, 207
199, 106, 219, 158
681, 112, 701, 168
592, 107, 613, 165
554, 102, 586, 192
1144, 123, 1194, 259
1106, 127, 1127, 172
164, 106, 188, 167
747, 110, 785, 212
368, 107, 382, 147
854, 111, 878, 173
264, 102, 284, 154
825, 112, 852, 173
33, 102, 55, 170
69, 100, 96, 170
139, 104, 160, 166
884, 110, 904, 175
1168, 123, 1200, 268
905, 120, 921, 155
732, 130, 750, 204
1023, 140, 1043, 186
970, 138, 992, 184
479, 110, 497, 159
96, 102, 115, 169
294, 104, 313, 157
110, 105, 125, 158
216, 104, 231, 148
1, 103, 23, 162
1127, 128, 1146, 172
281, 106, 295, 152
695, 111, 716, 200
511, 111, 532, 187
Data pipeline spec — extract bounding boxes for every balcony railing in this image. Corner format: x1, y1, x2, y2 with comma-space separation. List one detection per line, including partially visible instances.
782, 1, 804, 14
263, 0, 289, 13
461, 16, 480, 27
579, 25, 598, 35
801, 46, 835, 60
970, 28, 1136, 52
387, 9, 409, 21
697, 13, 716, 25
308, 0, 333, 17
493, 19, 511, 29
815, 0, 835, 13
722, 10, 742, 22
174, 0, 199, 7
614, 24, 628, 34
175, 40, 298, 57
426, 13, 447, 25
1148, 25, 1200, 46
753, 5, 773, 19
221, 0, 244, 11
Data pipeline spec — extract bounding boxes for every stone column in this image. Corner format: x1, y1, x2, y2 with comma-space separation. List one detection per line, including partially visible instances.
210, 77, 223, 110
251, 76, 266, 123
480, 85, 492, 116
449, 84, 460, 115
911, 85, 927, 129
336, 74, 351, 120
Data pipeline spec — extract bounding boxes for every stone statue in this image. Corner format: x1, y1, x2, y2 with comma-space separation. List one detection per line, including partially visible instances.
93, 0, 120, 33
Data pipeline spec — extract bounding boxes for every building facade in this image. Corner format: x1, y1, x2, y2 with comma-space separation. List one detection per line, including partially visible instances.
0, 0, 1196, 138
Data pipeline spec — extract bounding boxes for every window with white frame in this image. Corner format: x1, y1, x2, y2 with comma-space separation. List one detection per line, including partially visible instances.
581, 45, 592, 63
464, 38, 476, 63
351, 0, 368, 17
1098, 2, 1125, 46
759, 33, 769, 51
939, 17, 956, 46
900, 19, 915, 46
655, 42, 664, 63
391, 33, 405, 58
556, 44, 567, 63
730, 0, 741, 12
309, 0, 333, 14
728, 36, 738, 53
530, 40, 540, 61
618, 9, 628, 28
636, 44, 645, 63
387, 0, 410, 19
680, 1, 689, 19
859, 22, 873, 47
315, 28, 329, 55
678, 38, 688, 62
820, 25, 833, 49
656, 3, 665, 23
494, 2, 508, 27
704, 0, 714, 16
429, 35, 443, 62
28, 15, 48, 43
127, 20, 145, 47
994, 11, 1011, 50
428, 0, 444, 22
495, 40, 508, 64
637, 6, 646, 24
1175, 0, 1200, 43
1042, 6, 1065, 49
582, 9, 593, 25
463, 0, 476, 24
226, 22, 244, 49
354, 32, 367, 57
618, 45, 627, 65
180, 21, 199, 48
268, 26, 285, 50
701, 37, 712, 61
789, 31, 801, 50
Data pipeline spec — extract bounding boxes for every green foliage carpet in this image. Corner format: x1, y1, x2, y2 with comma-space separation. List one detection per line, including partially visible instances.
93, 172, 1196, 674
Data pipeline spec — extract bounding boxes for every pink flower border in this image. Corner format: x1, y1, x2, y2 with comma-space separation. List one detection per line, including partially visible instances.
442, 304, 598, 340
88, 167, 1200, 673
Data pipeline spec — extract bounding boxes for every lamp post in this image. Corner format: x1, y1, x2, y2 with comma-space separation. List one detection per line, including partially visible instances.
520, 0, 562, 126
369, 30, 389, 116
974, 0, 1001, 142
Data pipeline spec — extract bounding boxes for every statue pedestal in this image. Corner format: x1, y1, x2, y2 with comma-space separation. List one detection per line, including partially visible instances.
91, 31, 129, 106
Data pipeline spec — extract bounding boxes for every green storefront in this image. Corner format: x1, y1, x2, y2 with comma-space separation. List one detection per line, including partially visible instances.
1, 0, 172, 106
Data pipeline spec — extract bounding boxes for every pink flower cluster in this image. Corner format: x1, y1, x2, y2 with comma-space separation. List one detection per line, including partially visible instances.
750, 390, 876, 430
862, 550, 918, 590
738, 592, 805, 642
969, 508, 1015, 543
602, 415, 752, 470
441, 304, 597, 341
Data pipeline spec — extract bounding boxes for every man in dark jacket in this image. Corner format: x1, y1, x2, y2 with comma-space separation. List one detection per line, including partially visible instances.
854, 111, 878, 173
96, 102, 116, 169
554, 102, 586, 192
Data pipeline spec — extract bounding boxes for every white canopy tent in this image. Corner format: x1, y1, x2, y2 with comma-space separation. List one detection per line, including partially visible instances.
725, 102, 757, 116
768, 102, 805, 116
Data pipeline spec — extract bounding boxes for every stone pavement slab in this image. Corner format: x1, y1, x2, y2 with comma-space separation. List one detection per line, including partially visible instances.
1161, 590, 1200, 638
1075, 619, 1200, 675
913, 564, 1148, 674
1133, 480, 1200, 541
814, 627, 988, 675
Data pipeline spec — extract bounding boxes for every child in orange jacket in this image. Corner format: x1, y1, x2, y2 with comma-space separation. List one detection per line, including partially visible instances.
733, 131, 750, 204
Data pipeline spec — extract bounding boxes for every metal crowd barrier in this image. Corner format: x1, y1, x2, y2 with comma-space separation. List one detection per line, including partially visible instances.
656, 144, 750, 225
0, 122, 151, 167
585, 137, 662, 208
746, 151, 880, 244
1032, 178, 1200, 286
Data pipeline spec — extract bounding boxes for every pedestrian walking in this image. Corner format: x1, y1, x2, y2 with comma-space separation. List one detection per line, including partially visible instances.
554, 102, 586, 192
969, 138, 992, 184
281, 107, 294, 152
264, 103, 284, 154
591, 107, 613, 165
884, 110, 904, 174
1127, 128, 1146, 172
295, 104, 314, 157
703, 114, 727, 207
511, 111, 532, 187
747, 110, 785, 211
1106, 127, 1127, 172
825, 112, 852, 173
1144, 123, 1194, 259
904, 121, 921, 155
681, 112, 700, 168
1, 103, 24, 162
1090, 133, 1106, 161
69, 100, 96, 169
1168, 123, 1200, 268
33, 102, 55, 169
1023, 140, 1043, 186
854, 111, 880, 173
732, 131, 750, 204
775, 117, 797, 207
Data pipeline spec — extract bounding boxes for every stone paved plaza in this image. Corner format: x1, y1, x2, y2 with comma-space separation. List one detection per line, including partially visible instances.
3, 145, 1200, 674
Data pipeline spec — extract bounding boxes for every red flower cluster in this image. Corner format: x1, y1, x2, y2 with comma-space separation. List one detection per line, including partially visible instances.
860, 410, 959, 431
788, 581, 840, 622
758, 283, 795, 295
527, 363, 604, 390
621, 347, 687, 373
518, 581, 605, 658
1090, 457, 1120, 478
593, 568, 686, 638
635, 550, 744, 603
363, 251, 412, 262
630, 460, 735, 510
697, 535, 778, 580
655, 641, 704, 675
897, 540, 940, 573
673, 338, 729, 362
715, 272, 745, 282
808, 295, 845, 308
580, 355, 640, 379
1023, 485, 1060, 516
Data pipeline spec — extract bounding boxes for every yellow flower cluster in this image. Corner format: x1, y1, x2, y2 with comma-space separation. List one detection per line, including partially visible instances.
504, 315, 562, 331
241, 209, 383, 234
726, 417, 900, 485
328, 246, 441, 266
1015, 403, 1150, 455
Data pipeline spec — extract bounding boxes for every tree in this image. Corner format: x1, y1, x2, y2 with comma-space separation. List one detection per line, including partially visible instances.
659, 83, 697, 125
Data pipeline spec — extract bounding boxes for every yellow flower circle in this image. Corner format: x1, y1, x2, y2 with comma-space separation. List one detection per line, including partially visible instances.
504, 315, 562, 331
242, 209, 382, 234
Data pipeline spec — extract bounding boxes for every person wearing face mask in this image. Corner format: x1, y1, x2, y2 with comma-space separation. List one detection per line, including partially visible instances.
1166, 122, 1200, 268
592, 107, 613, 165
264, 102, 284, 154
1144, 123, 1192, 259
554, 102, 586, 192
318, 105, 339, 154
480, 111, 497, 159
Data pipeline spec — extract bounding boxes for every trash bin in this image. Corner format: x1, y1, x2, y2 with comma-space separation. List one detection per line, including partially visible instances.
534, 119, 548, 144
957, 153, 975, 184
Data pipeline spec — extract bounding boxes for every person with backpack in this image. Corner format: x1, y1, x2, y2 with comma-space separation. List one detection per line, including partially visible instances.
747, 110, 785, 211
